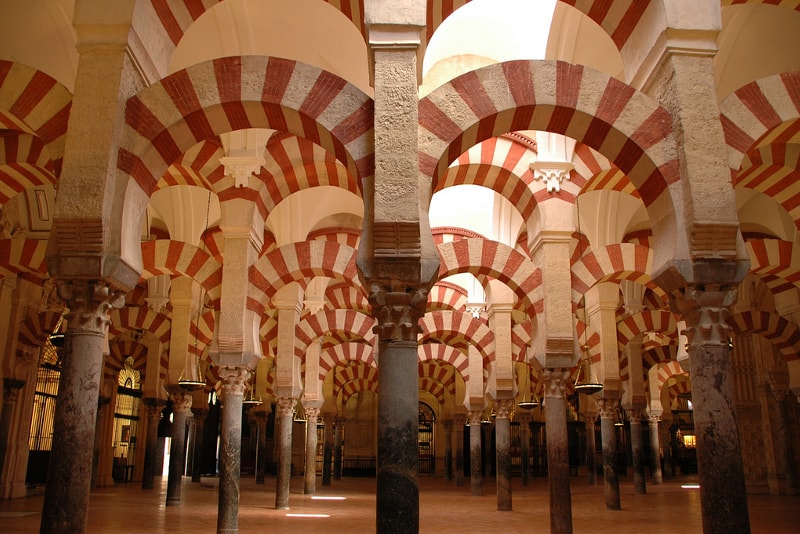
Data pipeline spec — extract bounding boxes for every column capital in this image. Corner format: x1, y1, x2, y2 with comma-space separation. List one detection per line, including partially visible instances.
275, 397, 296, 417
627, 407, 644, 423
441, 419, 454, 432
672, 285, 737, 347
542, 368, 571, 398
168, 389, 193, 413
516, 411, 532, 425
494, 399, 514, 419
648, 414, 661, 425
595, 397, 619, 419
368, 284, 428, 342
453, 413, 467, 427
305, 406, 320, 420
218, 366, 251, 397
58, 280, 125, 335
467, 410, 483, 427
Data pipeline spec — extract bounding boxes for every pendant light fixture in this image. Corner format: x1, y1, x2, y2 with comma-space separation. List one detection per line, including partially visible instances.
573, 197, 602, 396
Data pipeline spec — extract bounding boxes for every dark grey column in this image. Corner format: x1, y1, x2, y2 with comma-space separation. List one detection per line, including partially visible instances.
191, 408, 208, 483
255, 411, 268, 484
453, 414, 465, 487
494, 400, 513, 511
661, 421, 674, 478
468, 410, 482, 496
333, 416, 345, 481
166, 388, 193, 506
0, 380, 24, 477
91, 396, 110, 488
517, 411, 531, 486
304, 407, 320, 494
677, 286, 750, 533
543, 369, 573, 534
141, 398, 163, 490
322, 415, 334, 486
648, 414, 663, 484
217, 368, 248, 534
442, 420, 453, 481
773, 387, 797, 494
597, 396, 621, 510
40, 281, 123, 534
481, 420, 493, 478
585, 414, 597, 485
274, 397, 295, 510
375, 337, 419, 533
629, 408, 646, 495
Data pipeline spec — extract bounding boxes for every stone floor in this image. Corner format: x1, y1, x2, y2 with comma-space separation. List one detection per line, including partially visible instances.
2, 473, 799, 533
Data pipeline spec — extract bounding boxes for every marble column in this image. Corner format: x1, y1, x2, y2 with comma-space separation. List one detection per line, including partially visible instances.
304, 407, 320, 494
375, 333, 420, 533
254, 411, 268, 484
453, 414, 465, 487
648, 415, 663, 485
191, 408, 208, 483
585, 415, 597, 486
596, 396, 621, 510
482, 419, 494, 478
333, 416, 345, 481
91, 396, 111, 488
494, 399, 513, 511
468, 410, 483, 496
543, 369, 573, 534
442, 420, 454, 481
166, 388, 193, 506
772, 386, 797, 494
0, 380, 24, 478
40, 281, 123, 534
217, 367, 249, 534
141, 398, 163, 490
676, 286, 750, 532
629, 408, 646, 495
274, 397, 295, 510
517, 411, 532, 487
322, 415, 334, 486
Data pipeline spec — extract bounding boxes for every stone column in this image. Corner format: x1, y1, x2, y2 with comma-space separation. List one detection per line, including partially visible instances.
217, 367, 249, 534
468, 410, 483, 496
771, 384, 797, 494
648, 414, 663, 485
517, 411, 532, 486
0, 380, 24, 478
442, 420, 454, 481
494, 399, 513, 511
191, 408, 208, 483
254, 410, 268, 484
141, 398, 163, 489
585, 415, 597, 485
453, 413, 465, 487
40, 281, 124, 533
333, 416, 345, 481
322, 415, 334, 486
543, 369, 573, 534
91, 396, 111, 488
274, 397, 296, 510
629, 408, 646, 495
166, 388, 193, 506
675, 286, 750, 532
596, 396, 621, 510
482, 419, 493, 478
304, 406, 320, 494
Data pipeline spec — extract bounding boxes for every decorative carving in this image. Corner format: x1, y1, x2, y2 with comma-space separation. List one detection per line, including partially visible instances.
368, 284, 428, 341
58, 281, 125, 335
673, 285, 737, 347
219, 367, 250, 397
494, 399, 514, 419
304, 406, 320, 421
595, 397, 620, 419
627, 408, 644, 422
2, 378, 24, 403
169, 390, 193, 413
219, 156, 264, 189
467, 410, 483, 427
531, 161, 574, 193
275, 397, 296, 418
542, 368, 570, 398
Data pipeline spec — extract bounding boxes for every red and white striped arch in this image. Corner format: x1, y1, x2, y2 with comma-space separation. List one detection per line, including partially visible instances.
735, 143, 800, 227
728, 310, 800, 363
428, 281, 469, 312
419, 376, 447, 405
0, 238, 48, 278
320, 342, 376, 384
511, 320, 532, 363
419, 361, 456, 397
307, 226, 361, 249
249, 240, 361, 305
105, 338, 148, 384
155, 138, 222, 192
0, 133, 56, 206
746, 238, 800, 296
419, 310, 494, 364
109, 306, 171, 345
570, 243, 660, 305
419, 60, 678, 227
720, 72, 800, 198
335, 363, 378, 401
654, 360, 688, 395
418, 343, 469, 383
325, 282, 370, 313
119, 56, 373, 197
666, 375, 692, 400
0, 61, 72, 175
642, 345, 675, 372
616, 309, 677, 350
188, 308, 216, 358
17, 309, 62, 347
295, 309, 375, 359
436, 238, 541, 315
722, 1, 800, 13
140, 239, 223, 302
432, 226, 487, 245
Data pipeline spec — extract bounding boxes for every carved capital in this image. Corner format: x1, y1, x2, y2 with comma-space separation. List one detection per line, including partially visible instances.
369, 284, 428, 341
494, 399, 514, 419
304, 406, 320, 422
531, 160, 574, 193
673, 285, 736, 347
648, 414, 660, 426
542, 368, 571, 398
627, 408, 644, 423
3, 378, 24, 404
595, 397, 620, 419
169, 389, 193, 413
275, 397, 296, 418
219, 367, 250, 397
59, 280, 124, 335
467, 410, 483, 427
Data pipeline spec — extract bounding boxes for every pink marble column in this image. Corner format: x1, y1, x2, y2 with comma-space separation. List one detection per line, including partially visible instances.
304, 407, 320, 494
543, 369, 573, 534
648, 414, 663, 485
141, 398, 163, 490
596, 396, 621, 510
453, 414, 466, 487
468, 410, 483, 496
217, 367, 249, 534
166, 388, 193, 506
274, 397, 296, 510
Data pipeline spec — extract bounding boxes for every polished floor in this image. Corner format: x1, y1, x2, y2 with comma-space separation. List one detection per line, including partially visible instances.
2, 473, 799, 533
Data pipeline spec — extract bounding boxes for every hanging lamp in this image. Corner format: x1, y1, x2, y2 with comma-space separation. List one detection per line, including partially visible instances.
243, 373, 263, 406
518, 370, 540, 409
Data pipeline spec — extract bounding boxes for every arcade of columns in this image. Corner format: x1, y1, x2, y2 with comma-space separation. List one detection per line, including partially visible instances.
0, 1, 799, 534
